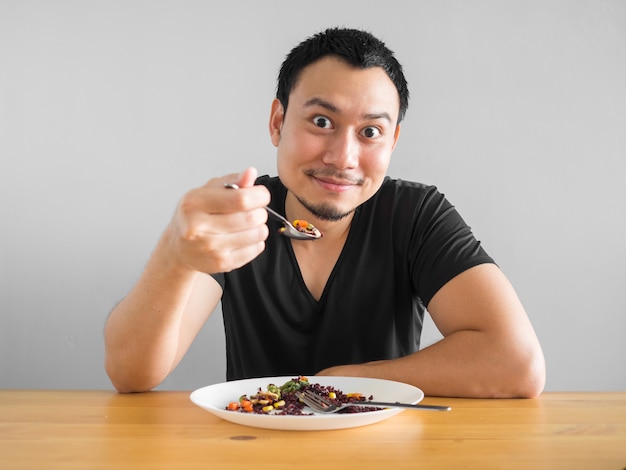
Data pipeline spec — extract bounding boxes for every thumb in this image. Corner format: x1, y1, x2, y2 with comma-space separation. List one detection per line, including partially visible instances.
233, 167, 258, 188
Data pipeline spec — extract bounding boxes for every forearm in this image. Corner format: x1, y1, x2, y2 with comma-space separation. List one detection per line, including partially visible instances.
350, 264, 545, 398
104, 230, 209, 393
104, 168, 268, 392
319, 329, 545, 398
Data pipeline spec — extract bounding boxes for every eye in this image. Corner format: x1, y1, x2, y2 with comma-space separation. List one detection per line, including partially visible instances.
312, 115, 333, 129
361, 126, 381, 138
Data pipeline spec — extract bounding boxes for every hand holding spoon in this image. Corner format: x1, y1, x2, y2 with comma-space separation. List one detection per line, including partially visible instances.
224, 183, 322, 241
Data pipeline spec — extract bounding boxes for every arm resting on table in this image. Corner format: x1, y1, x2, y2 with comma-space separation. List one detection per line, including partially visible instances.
319, 263, 546, 398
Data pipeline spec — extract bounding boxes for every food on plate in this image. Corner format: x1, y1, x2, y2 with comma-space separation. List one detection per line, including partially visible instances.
279, 220, 322, 238
225, 376, 381, 415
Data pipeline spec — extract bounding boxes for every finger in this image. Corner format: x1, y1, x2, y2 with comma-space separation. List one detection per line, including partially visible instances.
218, 167, 257, 189
212, 240, 267, 273
180, 182, 269, 216
182, 224, 269, 273
234, 167, 258, 188
181, 208, 268, 240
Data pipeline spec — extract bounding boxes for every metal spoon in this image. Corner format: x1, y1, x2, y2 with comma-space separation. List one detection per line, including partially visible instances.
224, 183, 322, 241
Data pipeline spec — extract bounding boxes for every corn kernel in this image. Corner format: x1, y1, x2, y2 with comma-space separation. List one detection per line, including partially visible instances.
274, 400, 285, 408
328, 392, 336, 400
262, 405, 274, 413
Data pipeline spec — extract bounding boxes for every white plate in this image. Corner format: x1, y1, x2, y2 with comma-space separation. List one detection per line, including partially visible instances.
190, 376, 424, 431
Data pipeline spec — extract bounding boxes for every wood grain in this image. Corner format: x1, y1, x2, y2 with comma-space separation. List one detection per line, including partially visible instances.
1, 390, 625, 469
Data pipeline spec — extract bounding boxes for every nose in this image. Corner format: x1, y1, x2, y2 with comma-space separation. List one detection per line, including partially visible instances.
322, 131, 359, 169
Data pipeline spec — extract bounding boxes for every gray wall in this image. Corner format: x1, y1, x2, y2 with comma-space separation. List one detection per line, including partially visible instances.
1, 1, 625, 392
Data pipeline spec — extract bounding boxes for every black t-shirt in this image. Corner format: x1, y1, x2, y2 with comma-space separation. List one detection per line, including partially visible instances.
212, 176, 494, 381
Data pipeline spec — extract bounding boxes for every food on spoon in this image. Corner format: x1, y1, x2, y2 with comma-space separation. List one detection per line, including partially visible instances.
279, 219, 323, 238
225, 376, 380, 415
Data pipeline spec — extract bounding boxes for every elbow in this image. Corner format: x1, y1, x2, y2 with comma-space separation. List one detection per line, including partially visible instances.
503, 345, 546, 399
105, 361, 140, 394
106, 368, 160, 394
110, 381, 141, 395
104, 332, 169, 393
105, 355, 163, 394
518, 349, 546, 398
476, 340, 546, 399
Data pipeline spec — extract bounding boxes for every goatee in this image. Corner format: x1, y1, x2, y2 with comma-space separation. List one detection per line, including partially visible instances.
295, 195, 355, 222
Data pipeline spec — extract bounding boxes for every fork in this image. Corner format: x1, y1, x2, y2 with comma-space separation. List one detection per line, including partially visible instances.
298, 389, 451, 413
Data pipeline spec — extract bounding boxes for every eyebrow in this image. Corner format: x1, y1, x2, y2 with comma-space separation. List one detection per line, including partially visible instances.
303, 97, 392, 122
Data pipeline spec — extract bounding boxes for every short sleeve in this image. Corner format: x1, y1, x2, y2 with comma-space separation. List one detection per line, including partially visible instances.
407, 186, 494, 306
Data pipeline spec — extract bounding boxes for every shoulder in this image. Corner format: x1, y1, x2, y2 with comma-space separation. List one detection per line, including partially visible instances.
379, 176, 434, 193
375, 177, 441, 202
366, 177, 449, 217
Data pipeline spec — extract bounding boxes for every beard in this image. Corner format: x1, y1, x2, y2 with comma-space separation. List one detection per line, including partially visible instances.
293, 169, 363, 221
294, 194, 355, 222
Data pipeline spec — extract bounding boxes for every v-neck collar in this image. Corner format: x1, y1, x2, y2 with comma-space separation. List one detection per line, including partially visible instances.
282, 208, 360, 306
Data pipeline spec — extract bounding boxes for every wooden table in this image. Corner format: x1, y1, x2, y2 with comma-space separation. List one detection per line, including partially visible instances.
1, 390, 625, 469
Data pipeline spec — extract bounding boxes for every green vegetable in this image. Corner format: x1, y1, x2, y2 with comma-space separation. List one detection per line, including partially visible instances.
279, 376, 309, 394
267, 384, 281, 396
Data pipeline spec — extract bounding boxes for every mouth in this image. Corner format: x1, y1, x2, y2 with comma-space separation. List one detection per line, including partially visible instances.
315, 178, 354, 192
306, 171, 363, 193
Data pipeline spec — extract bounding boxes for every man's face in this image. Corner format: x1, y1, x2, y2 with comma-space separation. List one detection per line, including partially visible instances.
270, 56, 401, 222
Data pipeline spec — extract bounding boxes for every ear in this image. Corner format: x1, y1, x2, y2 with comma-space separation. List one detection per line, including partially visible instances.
269, 98, 285, 147
391, 124, 401, 152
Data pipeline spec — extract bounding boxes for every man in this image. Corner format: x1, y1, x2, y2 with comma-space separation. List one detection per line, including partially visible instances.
105, 28, 545, 397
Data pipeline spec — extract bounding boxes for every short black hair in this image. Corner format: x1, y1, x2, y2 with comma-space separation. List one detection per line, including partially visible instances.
276, 27, 409, 123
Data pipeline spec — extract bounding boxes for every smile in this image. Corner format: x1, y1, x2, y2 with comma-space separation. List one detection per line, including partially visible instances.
314, 177, 357, 193
304, 170, 363, 193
